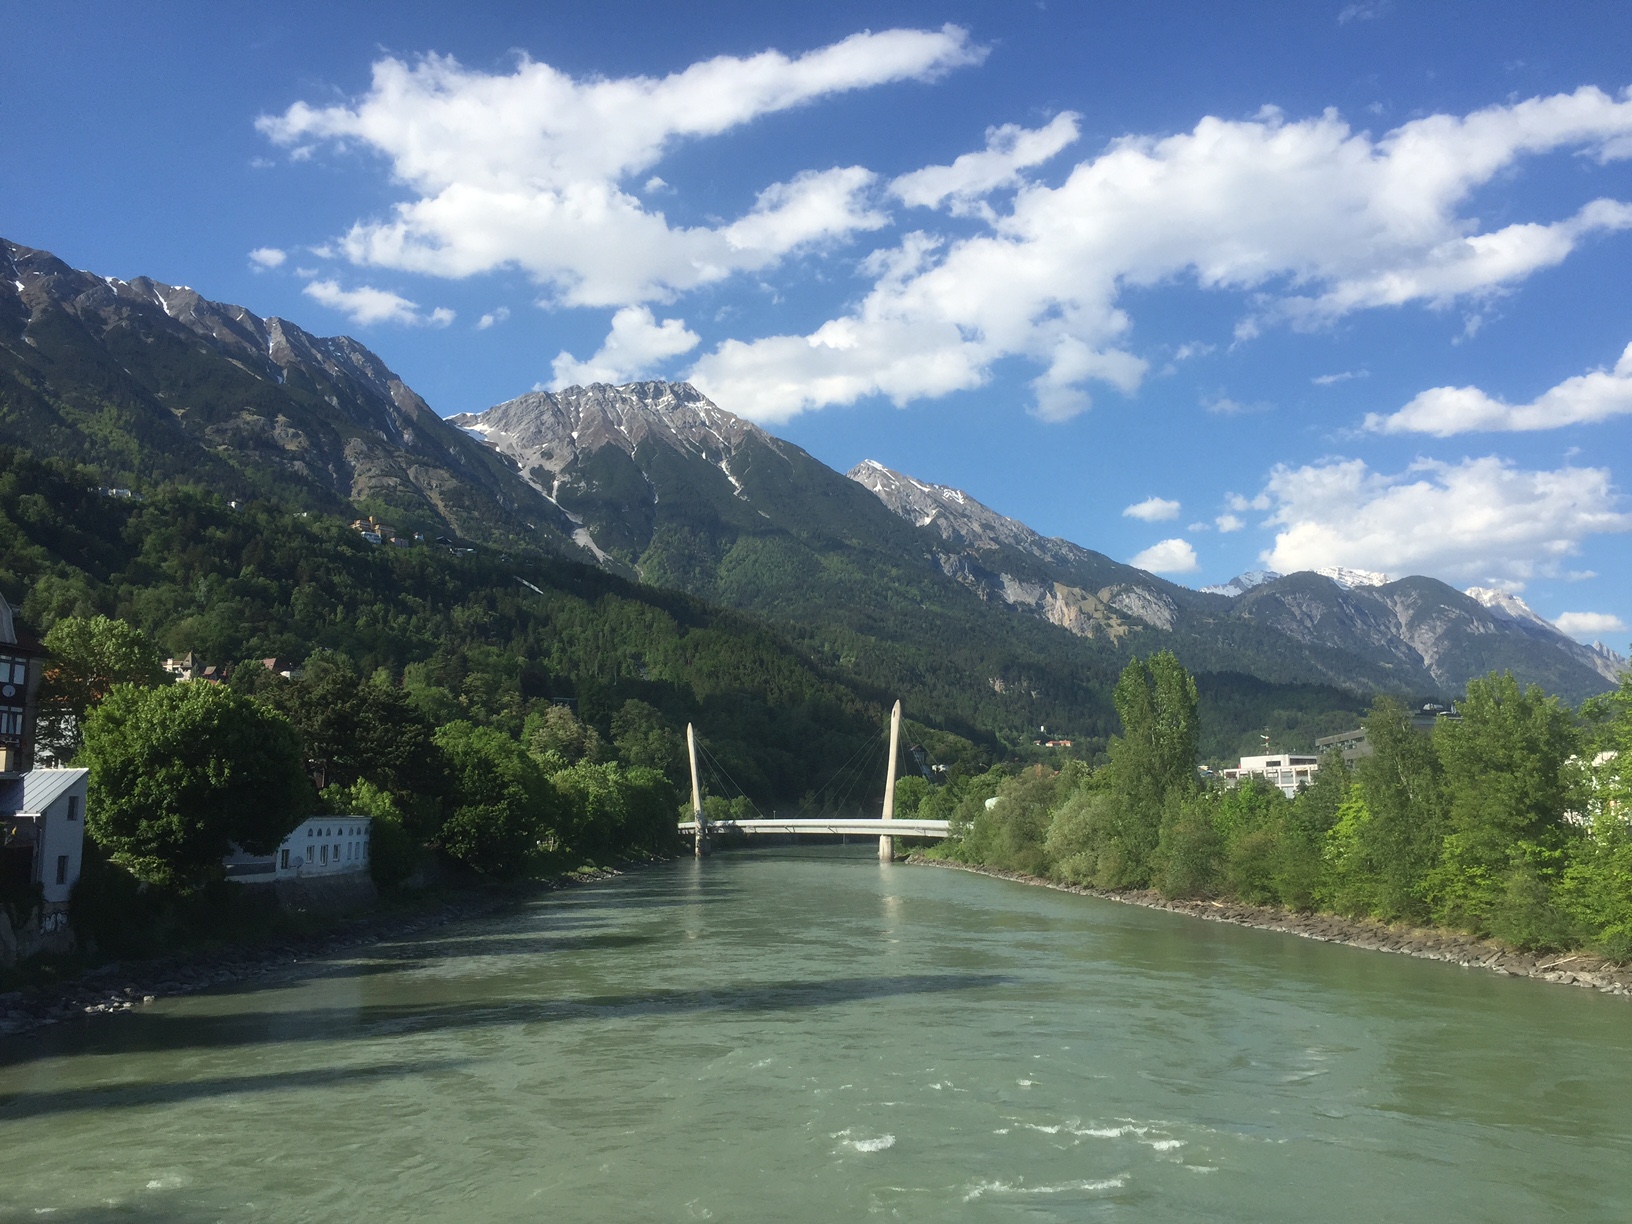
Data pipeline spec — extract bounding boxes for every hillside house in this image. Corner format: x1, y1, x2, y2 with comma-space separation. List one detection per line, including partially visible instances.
1, 591, 88, 957
0, 768, 89, 908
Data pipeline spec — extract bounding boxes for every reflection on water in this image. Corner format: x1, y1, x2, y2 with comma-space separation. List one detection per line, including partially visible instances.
1, 847, 1630, 1222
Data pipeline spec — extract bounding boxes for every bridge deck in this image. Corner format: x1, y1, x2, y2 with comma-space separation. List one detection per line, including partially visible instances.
676, 818, 950, 838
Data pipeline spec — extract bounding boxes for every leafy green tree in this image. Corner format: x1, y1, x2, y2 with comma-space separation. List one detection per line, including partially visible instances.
525, 704, 606, 771
1428, 672, 1580, 940
1349, 696, 1446, 921
611, 699, 684, 779
37, 615, 167, 761
1098, 652, 1200, 886
433, 722, 557, 876
1041, 775, 1116, 886
1152, 791, 1224, 899
319, 777, 421, 888
959, 764, 1073, 876
552, 760, 680, 860
81, 682, 312, 886
243, 655, 453, 838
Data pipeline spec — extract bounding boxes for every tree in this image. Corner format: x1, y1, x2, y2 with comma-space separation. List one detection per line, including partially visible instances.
434, 722, 557, 876
1098, 652, 1200, 886
611, 699, 684, 779
81, 682, 312, 886
37, 615, 167, 762
1429, 672, 1580, 939
242, 654, 452, 839
1349, 696, 1446, 922
525, 704, 605, 771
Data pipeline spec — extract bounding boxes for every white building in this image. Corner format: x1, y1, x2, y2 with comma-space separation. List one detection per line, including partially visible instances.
1221, 753, 1319, 798
0, 768, 89, 907
224, 815, 372, 882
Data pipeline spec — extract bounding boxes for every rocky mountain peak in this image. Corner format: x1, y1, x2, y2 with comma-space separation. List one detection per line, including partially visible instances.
451, 381, 775, 500
1463, 586, 1559, 635
846, 460, 1050, 555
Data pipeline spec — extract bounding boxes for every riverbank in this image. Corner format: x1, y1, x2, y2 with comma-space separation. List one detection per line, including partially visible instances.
909, 856, 1632, 998
0, 865, 636, 1040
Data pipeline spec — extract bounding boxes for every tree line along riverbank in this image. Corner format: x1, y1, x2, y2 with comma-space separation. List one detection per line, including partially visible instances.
911, 858, 1632, 998
896, 652, 1632, 974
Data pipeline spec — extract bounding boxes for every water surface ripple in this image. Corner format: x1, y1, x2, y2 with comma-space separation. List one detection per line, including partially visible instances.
2, 848, 1629, 1221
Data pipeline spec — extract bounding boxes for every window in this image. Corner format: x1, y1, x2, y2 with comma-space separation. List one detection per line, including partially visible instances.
56, 855, 68, 885
66, 795, 80, 822
306, 845, 314, 862
280, 849, 290, 869
320, 844, 327, 865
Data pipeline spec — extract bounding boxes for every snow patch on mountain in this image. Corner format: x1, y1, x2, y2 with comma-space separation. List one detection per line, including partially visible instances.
1200, 571, 1282, 597
1316, 567, 1393, 589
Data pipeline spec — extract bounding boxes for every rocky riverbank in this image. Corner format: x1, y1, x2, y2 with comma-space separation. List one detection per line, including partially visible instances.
0, 866, 631, 1040
910, 856, 1632, 998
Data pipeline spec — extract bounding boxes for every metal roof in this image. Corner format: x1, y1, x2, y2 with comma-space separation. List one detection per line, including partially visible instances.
19, 768, 88, 813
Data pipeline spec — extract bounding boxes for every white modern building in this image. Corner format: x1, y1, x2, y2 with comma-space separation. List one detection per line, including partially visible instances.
224, 815, 372, 882
1221, 753, 1320, 798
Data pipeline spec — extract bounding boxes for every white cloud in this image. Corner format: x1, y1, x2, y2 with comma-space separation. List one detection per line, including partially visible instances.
693, 86, 1632, 421
248, 247, 287, 270
1313, 369, 1366, 385
1130, 538, 1200, 574
721, 166, 888, 255
551, 305, 701, 388
477, 306, 511, 330
890, 112, 1080, 216
1204, 395, 1272, 416
1554, 611, 1629, 639
1257, 455, 1632, 587
1123, 496, 1181, 522
1366, 341, 1632, 435
256, 28, 981, 306
1216, 513, 1245, 532
302, 279, 452, 327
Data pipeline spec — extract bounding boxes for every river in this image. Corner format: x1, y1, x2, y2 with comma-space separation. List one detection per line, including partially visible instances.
1, 847, 1629, 1221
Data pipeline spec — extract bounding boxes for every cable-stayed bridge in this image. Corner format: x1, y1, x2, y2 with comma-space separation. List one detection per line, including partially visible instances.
684, 700, 944, 860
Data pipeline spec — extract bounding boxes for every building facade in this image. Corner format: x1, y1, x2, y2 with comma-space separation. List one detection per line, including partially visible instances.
1221, 753, 1320, 798
223, 815, 373, 882
0, 592, 88, 959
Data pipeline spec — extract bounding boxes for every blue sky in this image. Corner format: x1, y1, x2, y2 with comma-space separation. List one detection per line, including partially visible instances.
7, 2, 1632, 647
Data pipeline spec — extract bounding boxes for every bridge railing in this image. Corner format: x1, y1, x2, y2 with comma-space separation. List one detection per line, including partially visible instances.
676, 818, 950, 838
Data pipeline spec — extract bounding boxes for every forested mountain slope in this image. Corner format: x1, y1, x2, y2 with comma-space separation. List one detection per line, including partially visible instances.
0, 446, 905, 802
0, 238, 589, 557
848, 461, 1621, 705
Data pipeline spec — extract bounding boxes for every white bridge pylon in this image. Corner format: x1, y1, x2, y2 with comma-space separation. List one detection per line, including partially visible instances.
684, 699, 938, 859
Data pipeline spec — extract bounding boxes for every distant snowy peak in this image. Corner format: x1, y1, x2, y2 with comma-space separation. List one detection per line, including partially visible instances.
1200, 571, 1282, 597
1315, 566, 1393, 589
1463, 586, 1560, 635
450, 381, 774, 498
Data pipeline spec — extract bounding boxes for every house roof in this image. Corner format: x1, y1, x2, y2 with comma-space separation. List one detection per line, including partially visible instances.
19, 768, 88, 813
0, 593, 13, 645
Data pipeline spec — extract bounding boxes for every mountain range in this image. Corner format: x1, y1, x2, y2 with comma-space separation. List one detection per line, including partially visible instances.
2, 235, 1622, 758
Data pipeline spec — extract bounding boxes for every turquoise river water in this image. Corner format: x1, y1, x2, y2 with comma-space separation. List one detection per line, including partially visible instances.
1, 847, 1630, 1221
